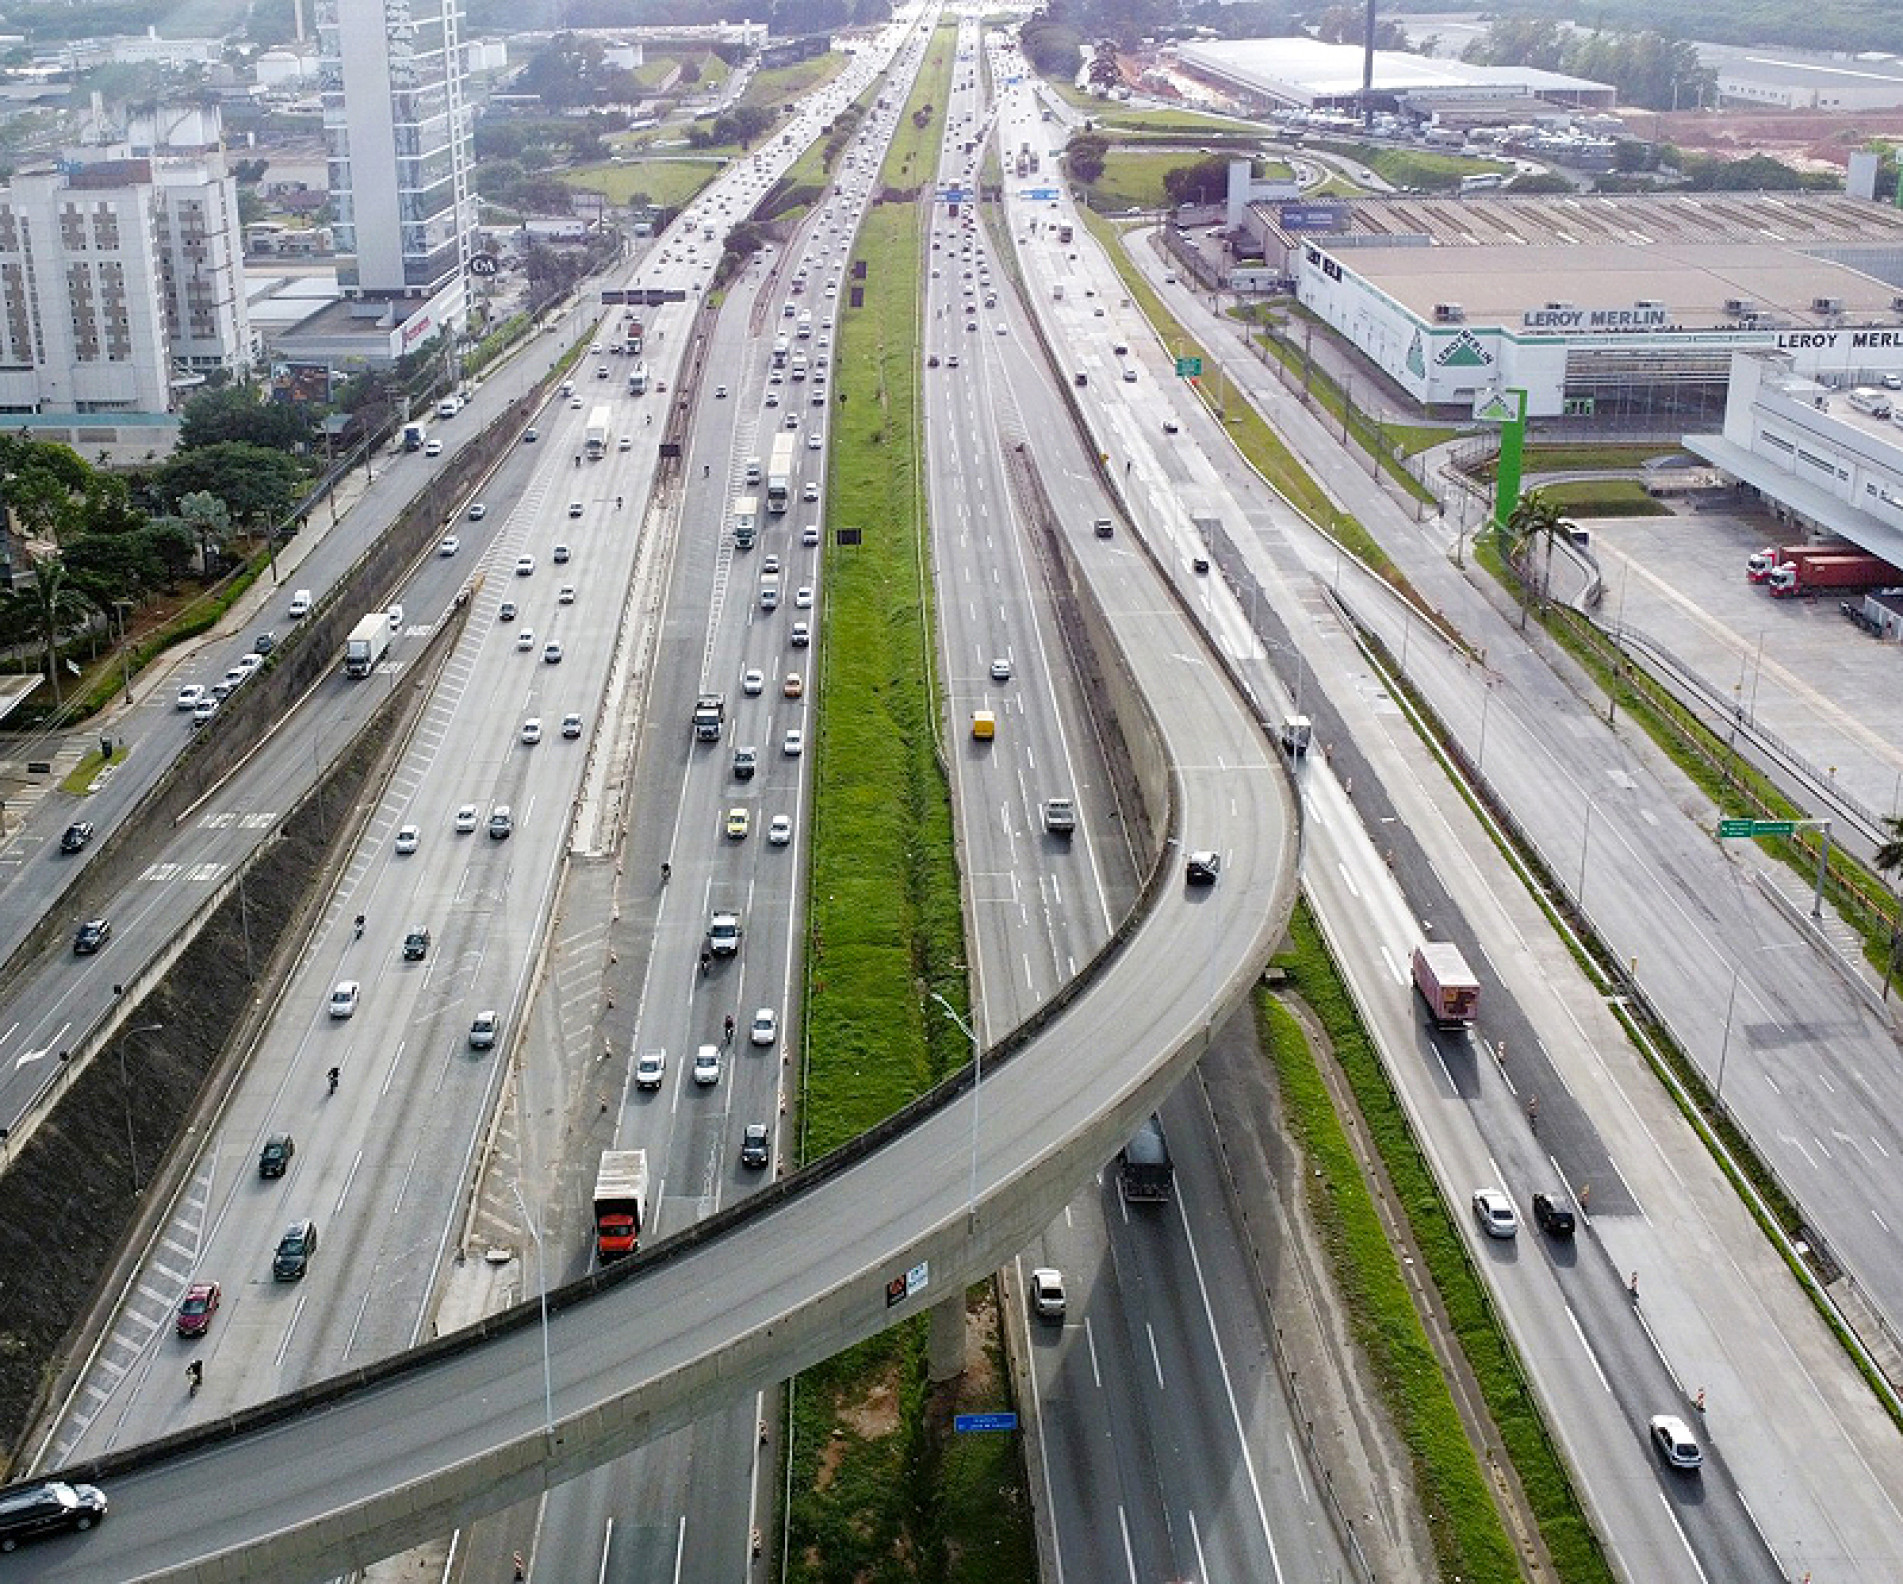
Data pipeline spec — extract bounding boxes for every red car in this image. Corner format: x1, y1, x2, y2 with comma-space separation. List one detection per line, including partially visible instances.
176, 1281, 221, 1338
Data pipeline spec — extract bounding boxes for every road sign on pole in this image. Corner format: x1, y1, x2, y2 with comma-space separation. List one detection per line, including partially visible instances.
1174, 356, 1203, 378
954, 1412, 1019, 1433
1719, 818, 1797, 838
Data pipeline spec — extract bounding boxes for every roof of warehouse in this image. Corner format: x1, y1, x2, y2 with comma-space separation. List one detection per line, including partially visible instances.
1294, 193, 1903, 330
1179, 38, 1609, 101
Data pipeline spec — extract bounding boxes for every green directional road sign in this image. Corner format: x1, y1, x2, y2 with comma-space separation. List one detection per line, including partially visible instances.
1719, 818, 1796, 838
1175, 356, 1203, 378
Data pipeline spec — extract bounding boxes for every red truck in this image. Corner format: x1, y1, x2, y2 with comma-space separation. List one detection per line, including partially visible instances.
1746, 545, 1808, 583
593, 1149, 650, 1262
1767, 551, 1900, 598
1413, 943, 1480, 1029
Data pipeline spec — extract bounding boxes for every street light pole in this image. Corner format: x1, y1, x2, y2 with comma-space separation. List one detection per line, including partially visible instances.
118, 1022, 163, 1192
508, 1180, 556, 1446
930, 992, 982, 1226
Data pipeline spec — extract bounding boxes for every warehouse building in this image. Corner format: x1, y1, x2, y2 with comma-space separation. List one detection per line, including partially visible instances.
1278, 193, 1903, 424
1177, 38, 1614, 115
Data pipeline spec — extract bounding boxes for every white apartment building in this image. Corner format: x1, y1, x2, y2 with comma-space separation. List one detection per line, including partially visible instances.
0, 99, 254, 417
316, 0, 475, 306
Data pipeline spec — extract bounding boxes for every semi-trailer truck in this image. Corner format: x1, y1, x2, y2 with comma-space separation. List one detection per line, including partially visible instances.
344, 613, 390, 678
1746, 544, 1809, 582
1119, 1114, 1174, 1201
693, 693, 726, 741
593, 1149, 650, 1262
1767, 550, 1899, 597
584, 404, 611, 460
1413, 942, 1480, 1028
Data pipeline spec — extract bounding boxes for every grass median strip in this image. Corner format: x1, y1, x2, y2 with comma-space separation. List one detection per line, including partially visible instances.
787, 29, 1031, 1575
1269, 906, 1615, 1584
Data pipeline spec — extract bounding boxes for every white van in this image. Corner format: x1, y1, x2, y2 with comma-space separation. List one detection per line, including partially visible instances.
1848, 387, 1892, 418
288, 588, 313, 619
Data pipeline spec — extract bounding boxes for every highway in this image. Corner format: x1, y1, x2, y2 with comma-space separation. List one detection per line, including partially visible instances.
931, 28, 1374, 1584
1107, 231, 1903, 1578
984, 61, 1816, 1584
522, 21, 941, 1583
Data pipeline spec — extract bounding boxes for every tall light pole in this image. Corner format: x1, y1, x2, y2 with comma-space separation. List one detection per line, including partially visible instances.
508, 1180, 556, 1446
1578, 793, 1599, 906
119, 1022, 163, 1192
929, 991, 983, 1226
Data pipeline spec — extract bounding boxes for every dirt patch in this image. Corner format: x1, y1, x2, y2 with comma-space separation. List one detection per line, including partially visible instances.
1623, 106, 1903, 170
839, 1363, 903, 1441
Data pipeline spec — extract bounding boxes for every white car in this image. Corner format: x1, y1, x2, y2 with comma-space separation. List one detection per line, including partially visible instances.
1030, 1267, 1066, 1319
802, 482, 819, 502
714, 384, 728, 399
394, 824, 420, 854
468, 501, 487, 519
543, 642, 563, 664
750, 1007, 778, 1046
783, 728, 804, 756
558, 585, 577, 604
768, 814, 793, 845
454, 804, 479, 833
990, 658, 1011, 682
635, 1049, 666, 1089
328, 980, 360, 1019
438, 536, 460, 556
693, 1044, 722, 1085
562, 712, 583, 739
1472, 1188, 1519, 1239
514, 555, 535, 577
1649, 1413, 1704, 1471
175, 683, 206, 710
806, 431, 822, 450
742, 667, 765, 696
794, 585, 814, 609
517, 629, 535, 651
765, 391, 781, 407
521, 717, 542, 745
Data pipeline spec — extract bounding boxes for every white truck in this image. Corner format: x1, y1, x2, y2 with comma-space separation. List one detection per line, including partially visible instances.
593, 1149, 651, 1262
584, 404, 611, 459
766, 433, 796, 514
344, 612, 389, 678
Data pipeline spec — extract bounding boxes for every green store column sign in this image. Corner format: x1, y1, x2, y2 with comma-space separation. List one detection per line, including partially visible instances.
1473, 388, 1528, 534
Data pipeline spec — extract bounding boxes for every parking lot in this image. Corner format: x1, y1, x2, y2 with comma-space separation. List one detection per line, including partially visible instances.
1585, 502, 1903, 826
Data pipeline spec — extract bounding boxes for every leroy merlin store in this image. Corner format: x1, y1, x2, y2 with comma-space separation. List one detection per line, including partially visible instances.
1282, 193, 1903, 427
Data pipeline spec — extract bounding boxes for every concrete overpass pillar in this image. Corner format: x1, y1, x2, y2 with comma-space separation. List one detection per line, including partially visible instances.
927, 1293, 965, 1382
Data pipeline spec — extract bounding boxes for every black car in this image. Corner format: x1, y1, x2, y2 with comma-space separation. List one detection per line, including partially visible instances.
1185, 851, 1222, 885
0, 1480, 107, 1553
740, 1123, 771, 1169
72, 917, 111, 954
1531, 1192, 1576, 1238
402, 926, 431, 961
59, 822, 94, 853
254, 631, 277, 655
273, 1218, 319, 1281
258, 1133, 295, 1178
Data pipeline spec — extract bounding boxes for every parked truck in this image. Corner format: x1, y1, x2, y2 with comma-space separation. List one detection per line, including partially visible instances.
401, 422, 427, 452
1412, 942, 1480, 1028
593, 1149, 651, 1262
584, 404, 611, 460
344, 612, 389, 678
1767, 550, 1900, 597
1746, 544, 1809, 583
693, 692, 726, 741
1118, 1114, 1174, 1202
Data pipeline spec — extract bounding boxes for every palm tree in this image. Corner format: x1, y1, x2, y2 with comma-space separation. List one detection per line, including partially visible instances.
1504, 488, 1566, 630
4, 555, 97, 707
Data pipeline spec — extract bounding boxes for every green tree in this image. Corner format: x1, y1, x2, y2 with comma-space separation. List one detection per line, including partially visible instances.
153, 444, 304, 529
1163, 154, 1232, 207
1314, 5, 1407, 48
1067, 132, 1108, 185
176, 490, 232, 575
178, 385, 311, 452
1087, 42, 1120, 92
1, 556, 96, 705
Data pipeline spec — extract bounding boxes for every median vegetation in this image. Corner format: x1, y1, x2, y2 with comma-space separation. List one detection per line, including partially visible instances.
1267, 907, 1615, 1584
787, 24, 1031, 1579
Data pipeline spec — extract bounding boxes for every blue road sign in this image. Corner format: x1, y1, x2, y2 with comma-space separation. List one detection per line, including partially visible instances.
954, 1412, 1020, 1433
1021, 188, 1059, 202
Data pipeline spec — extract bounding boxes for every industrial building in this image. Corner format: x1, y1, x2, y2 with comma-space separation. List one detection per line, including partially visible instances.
1269, 192, 1903, 423
1177, 38, 1614, 116
1686, 350, 1903, 571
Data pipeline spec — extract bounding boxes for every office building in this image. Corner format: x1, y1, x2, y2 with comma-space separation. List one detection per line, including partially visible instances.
316, 0, 475, 310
